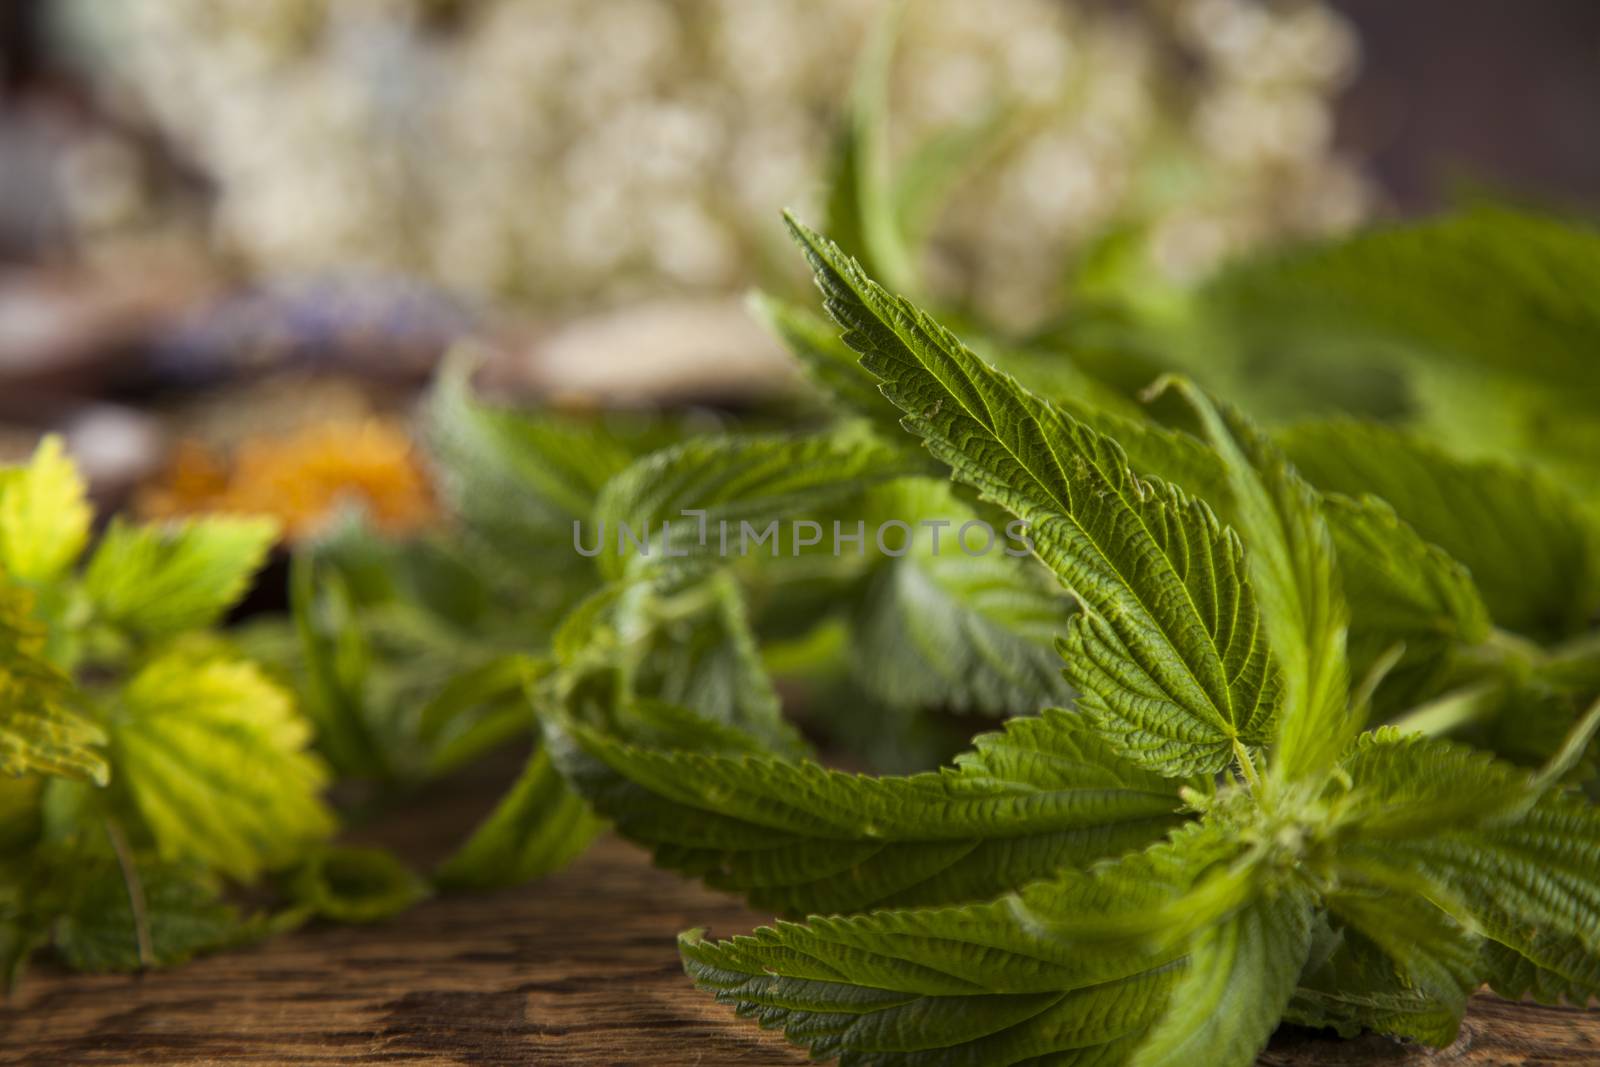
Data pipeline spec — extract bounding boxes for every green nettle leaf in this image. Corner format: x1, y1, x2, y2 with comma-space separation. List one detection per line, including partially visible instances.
1405, 357, 1600, 500
0, 671, 106, 787
787, 214, 1275, 776
1053, 409, 1489, 705
416, 653, 535, 776
849, 479, 1074, 717
1334, 730, 1600, 1006
427, 351, 642, 565
311, 517, 497, 633
1396, 791, 1600, 1004
1322, 890, 1481, 1031
84, 516, 279, 639
1168, 386, 1351, 785
1205, 208, 1600, 396
553, 705, 1189, 916
1332, 729, 1534, 838
666, 685, 1600, 1064
1279, 418, 1600, 643
1317, 493, 1491, 701
0, 436, 92, 585
679, 821, 1246, 1066
622, 571, 807, 756
853, 547, 1073, 717
1132, 887, 1314, 1067
1479, 934, 1600, 1007
551, 566, 808, 763
111, 652, 334, 880
435, 742, 602, 890
0, 585, 107, 785
283, 536, 536, 784
591, 428, 924, 581
1193, 209, 1600, 499
49, 854, 256, 973
287, 552, 386, 779
647, 216, 1600, 1066
288, 845, 430, 923
1288, 918, 1476, 1047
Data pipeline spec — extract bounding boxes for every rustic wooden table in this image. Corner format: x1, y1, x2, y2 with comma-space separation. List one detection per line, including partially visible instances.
2, 781, 1596, 1065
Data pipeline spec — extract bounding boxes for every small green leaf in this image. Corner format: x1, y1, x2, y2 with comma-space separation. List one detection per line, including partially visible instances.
1324, 889, 1479, 1038
415, 653, 533, 752
591, 428, 923, 581
1480, 935, 1600, 1007
853, 546, 1074, 717
288, 552, 386, 779
112, 651, 333, 880
652, 573, 806, 754
1318, 493, 1491, 711
1133, 886, 1314, 1067
1337, 730, 1600, 1005
0, 584, 106, 784
288, 845, 429, 923
843, 477, 1075, 717
427, 350, 642, 565
1289, 921, 1474, 1046
0, 436, 91, 584
51, 854, 251, 972
1205, 208, 1600, 397
434, 742, 602, 890
85, 516, 278, 639
1336, 728, 1535, 838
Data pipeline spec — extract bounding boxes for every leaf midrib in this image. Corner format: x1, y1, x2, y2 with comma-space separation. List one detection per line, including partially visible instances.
898, 313, 1243, 738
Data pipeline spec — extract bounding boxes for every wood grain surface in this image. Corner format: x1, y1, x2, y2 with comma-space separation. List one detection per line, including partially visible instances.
1, 778, 1596, 1065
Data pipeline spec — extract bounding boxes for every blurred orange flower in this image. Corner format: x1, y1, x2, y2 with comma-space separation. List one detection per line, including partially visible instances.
140, 419, 435, 542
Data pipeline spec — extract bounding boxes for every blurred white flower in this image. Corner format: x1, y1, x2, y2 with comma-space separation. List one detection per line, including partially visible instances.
63, 0, 1370, 326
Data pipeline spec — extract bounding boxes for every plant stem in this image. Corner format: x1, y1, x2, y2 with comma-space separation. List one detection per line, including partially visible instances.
1547, 629, 1600, 690
104, 816, 153, 969
1232, 739, 1262, 792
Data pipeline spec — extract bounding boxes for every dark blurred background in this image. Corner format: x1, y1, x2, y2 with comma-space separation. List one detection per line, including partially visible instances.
1333, 0, 1600, 213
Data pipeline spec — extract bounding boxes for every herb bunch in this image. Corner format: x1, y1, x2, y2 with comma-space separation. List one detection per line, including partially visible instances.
0, 441, 436, 984
441, 219, 1587, 1067
0, 446, 299, 978
390, 211, 1600, 1064
7, 194, 1598, 1065
654, 218, 1600, 1063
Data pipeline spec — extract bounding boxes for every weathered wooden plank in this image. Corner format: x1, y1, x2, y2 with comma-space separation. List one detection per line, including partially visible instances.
1264, 998, 1600, 1065
1, 785, 1595, 1065
0, 835, 807, 1066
